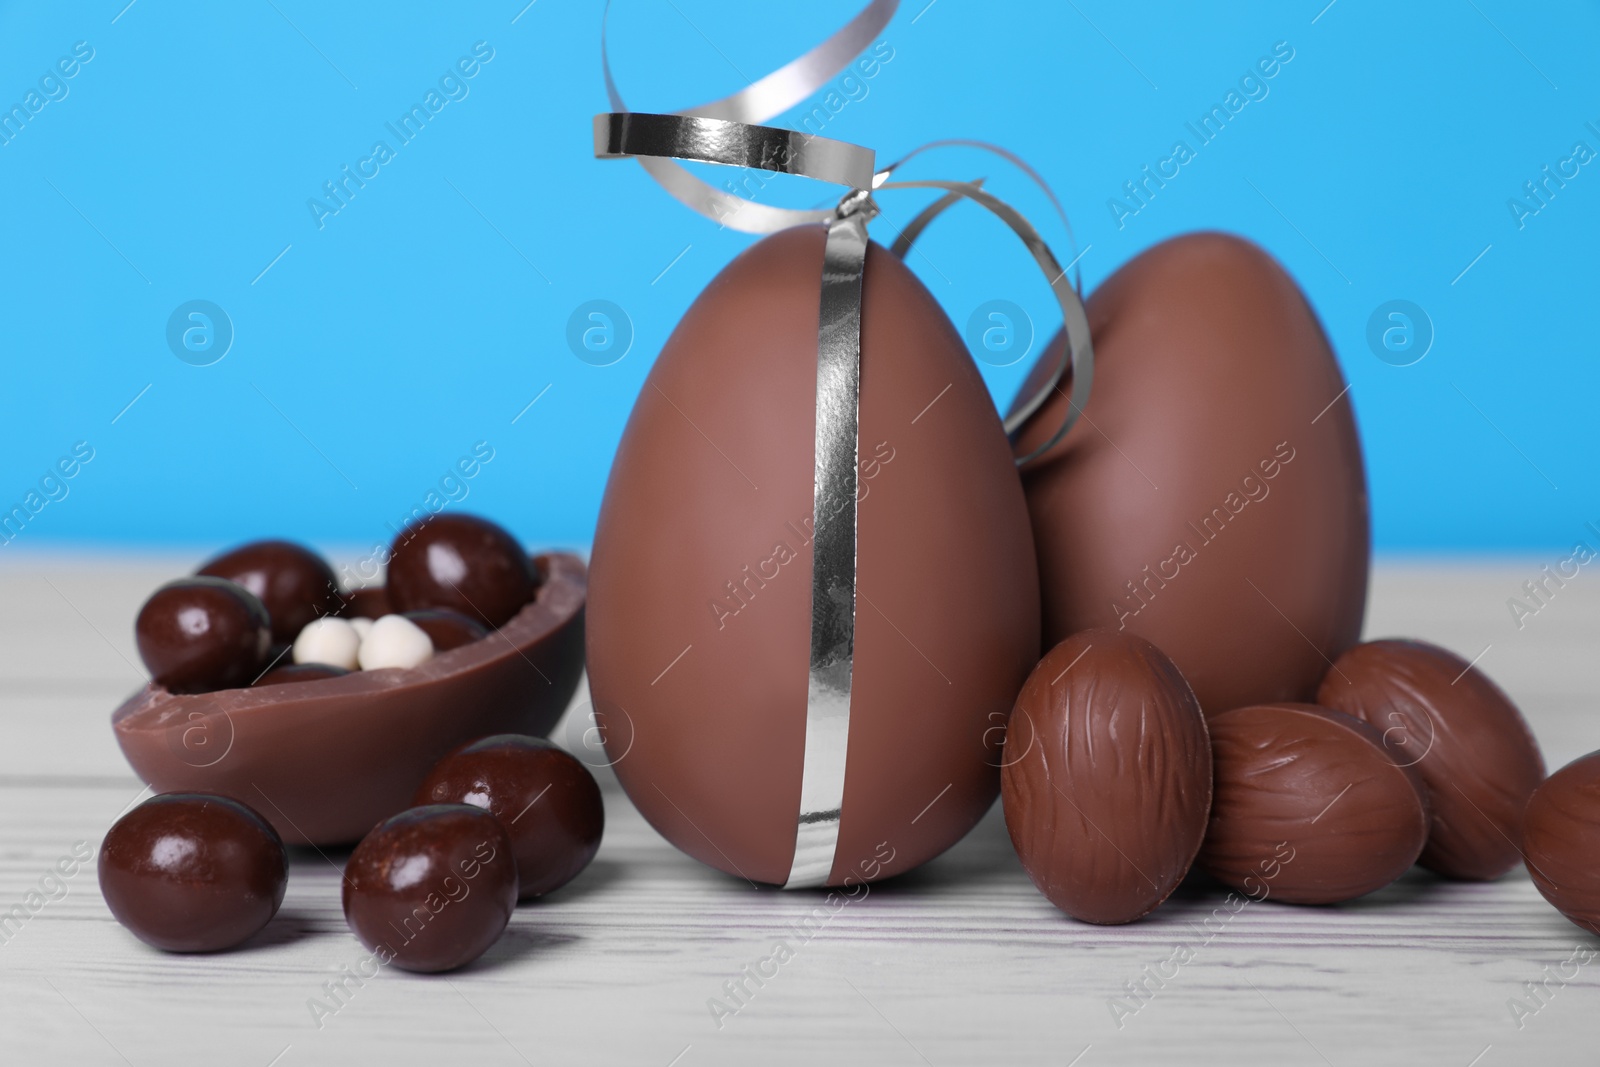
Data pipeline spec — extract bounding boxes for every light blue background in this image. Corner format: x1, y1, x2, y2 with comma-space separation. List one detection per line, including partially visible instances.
1, 0, 1595, 555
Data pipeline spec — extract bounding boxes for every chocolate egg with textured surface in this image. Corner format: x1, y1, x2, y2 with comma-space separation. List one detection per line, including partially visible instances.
1523, 751, 1600, 934
588, 225, 1039, 887
99, 793, 287, 952
343, 804, 517, 973
387, 513, 539, 630
414, 735, 604, 899
198, 539, 342, 644
1001, 630, 1210, 924
1317, 638, 1545, 880
136, 578, 272, 694
1201, 703, 1428, 904
1010, 233, 1368, 715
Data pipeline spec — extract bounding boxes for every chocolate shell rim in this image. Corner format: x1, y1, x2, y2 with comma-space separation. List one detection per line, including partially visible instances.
113, 552, 586, 733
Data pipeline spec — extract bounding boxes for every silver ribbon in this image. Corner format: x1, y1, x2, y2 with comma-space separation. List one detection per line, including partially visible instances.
594, 0, 1093, 887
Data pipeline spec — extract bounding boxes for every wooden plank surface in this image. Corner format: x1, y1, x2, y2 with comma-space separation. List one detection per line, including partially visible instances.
0, 554, 1596, 1066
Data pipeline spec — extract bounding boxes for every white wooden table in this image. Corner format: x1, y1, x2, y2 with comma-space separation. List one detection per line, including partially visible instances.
2, 556, 1596, 1066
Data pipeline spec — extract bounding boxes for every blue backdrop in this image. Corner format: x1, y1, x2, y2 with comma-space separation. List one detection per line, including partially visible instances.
1, 0, 1595, 555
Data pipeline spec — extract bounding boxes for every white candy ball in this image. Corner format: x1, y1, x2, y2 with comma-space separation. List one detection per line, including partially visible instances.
349, 617, 374, 641
293, 617, 361, 670
358, 614, 434, 672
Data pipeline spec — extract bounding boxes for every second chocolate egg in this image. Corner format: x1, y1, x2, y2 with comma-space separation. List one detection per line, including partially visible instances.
589, 225, 1040, 887
1010, 233, 1369, 715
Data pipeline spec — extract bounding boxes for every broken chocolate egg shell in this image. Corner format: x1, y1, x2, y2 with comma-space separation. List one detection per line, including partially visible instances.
111, 554, 586, 846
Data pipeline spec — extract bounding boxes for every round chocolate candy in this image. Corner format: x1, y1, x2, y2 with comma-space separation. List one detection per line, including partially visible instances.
1001, 631, 1211, 924
198, 540, 342, 645
1317, 638, 1546, 880
1009, 233, 1368, 716
136, 578, 272, 694
403, 609, 490, 652
414, 735, 604, 899
99, 793, 287, 952
1523, 751, 1600, 935
342, 804, 518, 973
252, 662, 350, 687
342, 585, 391, 620
589, 226, 1040, 887
386, 514, 538, 630
1201, 704, 1429, 905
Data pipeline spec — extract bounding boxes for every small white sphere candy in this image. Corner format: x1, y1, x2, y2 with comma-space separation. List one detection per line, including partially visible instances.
293, 617, 361, 670
357, 615, 434, 672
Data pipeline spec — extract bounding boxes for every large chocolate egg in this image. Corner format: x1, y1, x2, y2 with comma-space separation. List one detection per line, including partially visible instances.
589, 225, 1039, 887
1010, 233, 1368, 715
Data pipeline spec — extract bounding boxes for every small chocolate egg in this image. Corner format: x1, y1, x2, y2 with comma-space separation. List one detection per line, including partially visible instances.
414, 735, 604, 899
136, 578, 271, 693
1001, 631, 1211, 924
342, 804, 518, 973
99, 793, 287, 952
387, 514, 539, 630
1010, 233, 1369, 716
1317, 638, 1545, 880
590, 225, 1039, 886
198, 540, 343, 645
403, 609, 490, 652
1201, 703, 1428, 904
1523, 751, 1600, 935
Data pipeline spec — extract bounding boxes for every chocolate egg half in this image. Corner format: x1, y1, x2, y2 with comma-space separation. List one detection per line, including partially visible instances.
1011, 233, 1368, 715
589, 225, 1040, 887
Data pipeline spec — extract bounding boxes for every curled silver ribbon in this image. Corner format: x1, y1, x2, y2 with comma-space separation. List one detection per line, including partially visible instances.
595, 0, 1092, 887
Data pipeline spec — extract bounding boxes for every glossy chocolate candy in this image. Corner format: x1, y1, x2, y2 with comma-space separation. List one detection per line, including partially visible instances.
115, 554, 588, 846
1001, 631, 1211, 924
99, 793, 287, 952
387, 514, 539, 630
197, 539, 342, 644
1201, 704, 1428, 904
415, 735, 604, 899
1523, 751, 1600, 935
1010, 233, 1369, 716
403, 609, 489, 652
1317, 639, 1546, 880
343, 804, 518, 973
136, 578, 272, 694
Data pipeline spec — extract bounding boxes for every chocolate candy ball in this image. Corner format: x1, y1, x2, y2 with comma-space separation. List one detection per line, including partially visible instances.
252, 662, 350, 687
342, 804, 517, 973
1524, 751, 1600, 935
198, 539, 342, 645
1001, 631, 1211, 925
1317, 638, 1546, 880
136, 578, 272, 694
414, 735, 604, 900
403, 609, 490, 652
99, 793, 287, 952
341, 586, 391, 620
1201, 704, 1429, 905
386, 514, 538, 630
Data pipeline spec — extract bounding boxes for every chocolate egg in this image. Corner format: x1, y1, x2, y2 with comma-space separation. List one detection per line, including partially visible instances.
114, 554, 586, 845
1010, 233, 1368, 715
1201, 703, 1428, 904
1523, 751, 1600, 934
588, 225, 1039, 886
135, 578, 272, 694
387, 513, 539, 630
197, 539, 342, 644
1000, 631, 1211, 924
1317, 638, 1545, 880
